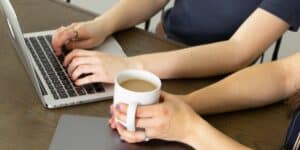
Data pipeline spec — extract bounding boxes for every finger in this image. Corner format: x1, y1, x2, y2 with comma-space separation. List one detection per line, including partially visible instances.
71, 65, 96, 81
60, 27, 77, 43
52, 27, 77, 55
52, 26, 66, 55
63, 49, 92, 66
67, 57, 93, 76
115, 103, 128, 114
67, 39, 95, 50
135, 118, 155, 129
110, 105, 117, 129
108, 117, 117, 129
75, 74, 99, 86
108, 118, 112, 126
110, 117, 117, 129
116, 123, 146, 143
114, 104, 156, 128
113, 105, 127, 123
117, 103, 159, 118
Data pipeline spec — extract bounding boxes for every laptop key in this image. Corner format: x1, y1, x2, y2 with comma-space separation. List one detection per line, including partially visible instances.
45, 35, 52, 43
75, 87, 86, 95
93, 83, 105, 92
58, 92, 68, 99
47, 84, 59, 99
66, 89, 77, 97
83, 84, 95, 94
57, 55, 64, 63
52, 78, 61, 85
64, 84, 73, 90
53, 94, 59, 100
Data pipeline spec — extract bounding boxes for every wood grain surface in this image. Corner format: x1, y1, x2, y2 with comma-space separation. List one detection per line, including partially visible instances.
0, 0, 289, 149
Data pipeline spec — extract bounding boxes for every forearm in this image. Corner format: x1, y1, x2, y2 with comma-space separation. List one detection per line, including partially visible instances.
93, 0, 168, 35
184, 60, 293, 114
131, 40, 249, 79
130, 8, 288, 79
184, 117, 251, 150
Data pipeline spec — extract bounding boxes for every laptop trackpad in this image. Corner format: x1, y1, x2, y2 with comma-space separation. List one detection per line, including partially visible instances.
49, 115, 192, 150
95, 36, 127, 57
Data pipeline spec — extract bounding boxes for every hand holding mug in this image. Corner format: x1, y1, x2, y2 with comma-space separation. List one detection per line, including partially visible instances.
112, 91, 201, 144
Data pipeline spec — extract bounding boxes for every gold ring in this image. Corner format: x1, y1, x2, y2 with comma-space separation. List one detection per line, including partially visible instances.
72, 30, 79, 41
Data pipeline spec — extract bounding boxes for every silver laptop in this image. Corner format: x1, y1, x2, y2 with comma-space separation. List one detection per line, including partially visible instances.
0, 0, 127, 109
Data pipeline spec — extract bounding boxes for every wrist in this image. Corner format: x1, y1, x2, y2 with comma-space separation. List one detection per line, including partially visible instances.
180, 116, 207, 149
92, 16, 115, 37
182, 117, 250, 150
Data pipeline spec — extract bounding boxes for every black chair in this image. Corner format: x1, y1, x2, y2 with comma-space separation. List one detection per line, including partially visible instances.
259, 36, 283, 63
144, 20, 150, 31
272, 36, 283, 61
145, 8, 166, 31
255, 36, 283, 64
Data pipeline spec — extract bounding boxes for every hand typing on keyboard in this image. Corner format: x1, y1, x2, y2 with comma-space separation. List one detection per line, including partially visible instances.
63, 49, 142, 84
52, 20, 110, 56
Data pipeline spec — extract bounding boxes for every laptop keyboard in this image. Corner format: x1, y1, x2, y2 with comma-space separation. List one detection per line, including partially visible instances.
24, 35, 105, 100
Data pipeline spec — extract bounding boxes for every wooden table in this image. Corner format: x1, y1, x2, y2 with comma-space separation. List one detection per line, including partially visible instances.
0, 0, 289, 149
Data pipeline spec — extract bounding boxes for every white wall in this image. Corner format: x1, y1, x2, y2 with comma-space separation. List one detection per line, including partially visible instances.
68, 0, 117, 13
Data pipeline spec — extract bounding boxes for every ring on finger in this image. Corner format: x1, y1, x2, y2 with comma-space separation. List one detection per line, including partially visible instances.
72, 30, 79, 41
144, 131, 150, 142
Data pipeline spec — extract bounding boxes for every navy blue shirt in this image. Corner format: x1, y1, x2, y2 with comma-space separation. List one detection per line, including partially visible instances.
163, 0, 300, 45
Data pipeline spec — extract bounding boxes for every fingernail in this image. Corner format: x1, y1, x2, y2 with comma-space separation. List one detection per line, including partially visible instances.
115, 104, 120, 111
111, 123, 115, 128
114, 122, 119, 128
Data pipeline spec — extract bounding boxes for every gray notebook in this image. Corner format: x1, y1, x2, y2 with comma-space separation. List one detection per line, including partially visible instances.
49, 114, 193, 150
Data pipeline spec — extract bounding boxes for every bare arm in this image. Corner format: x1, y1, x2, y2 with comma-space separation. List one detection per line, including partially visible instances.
130, 8, 289, 79
184, 52, 300, 114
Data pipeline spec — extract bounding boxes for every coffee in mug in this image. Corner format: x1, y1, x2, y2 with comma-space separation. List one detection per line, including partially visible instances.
120, 79, 156, 92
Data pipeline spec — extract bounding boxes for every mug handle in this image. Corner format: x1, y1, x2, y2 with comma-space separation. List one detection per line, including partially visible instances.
126, 103, 138, 131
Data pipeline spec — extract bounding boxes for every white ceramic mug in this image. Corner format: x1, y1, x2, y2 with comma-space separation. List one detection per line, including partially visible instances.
113, 69, 161, 131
